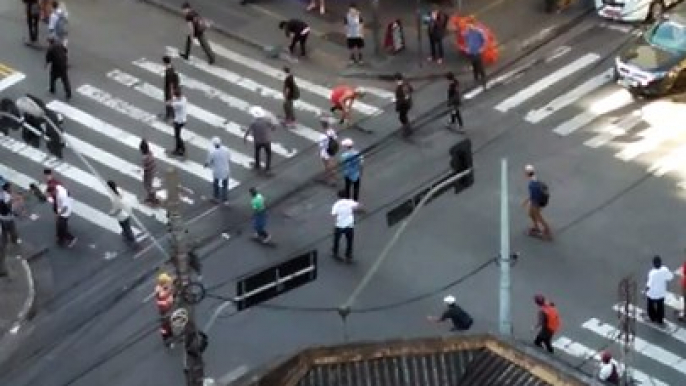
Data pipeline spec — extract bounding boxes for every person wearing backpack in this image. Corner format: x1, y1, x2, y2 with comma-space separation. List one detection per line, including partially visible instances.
532, 294, 560, 353
523, 164, 551, 240
282, 66, 299, 126
318, 118, 338, 186
180, 2, 215, 65
48, 1, 68, 48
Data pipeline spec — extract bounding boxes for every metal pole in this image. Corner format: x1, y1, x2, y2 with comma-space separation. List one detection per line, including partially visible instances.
371, 0, 381, 57
416, 0, 423, 68
165, 167, 204, 386
499, 158, 512, 337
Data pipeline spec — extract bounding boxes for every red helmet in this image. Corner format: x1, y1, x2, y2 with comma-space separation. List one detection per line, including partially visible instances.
601, 351, 612, 363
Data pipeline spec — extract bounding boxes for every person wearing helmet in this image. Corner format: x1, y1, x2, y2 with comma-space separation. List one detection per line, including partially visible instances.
156, 272, 175, 346
330, 85, 364, 125
427, 295, 473, 331
598, 351, 620, 384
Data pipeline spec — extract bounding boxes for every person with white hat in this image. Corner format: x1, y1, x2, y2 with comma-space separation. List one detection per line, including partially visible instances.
244, 106, 276, 174
204, 136, 231, 204
340, 138, 363, 201
427, 295, 473, 331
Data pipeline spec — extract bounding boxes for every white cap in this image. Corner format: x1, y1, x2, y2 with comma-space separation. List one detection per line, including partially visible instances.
525, 164, 535, 173
341, 138, 354, 147
354, 87, 366, 96
249, 106, 265, 118
443, 295, 456, 304
212, 136, 221, 146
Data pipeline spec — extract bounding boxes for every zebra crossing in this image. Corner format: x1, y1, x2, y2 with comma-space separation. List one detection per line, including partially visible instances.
553, 268, 685, 385
476, 43, 686, 195
0, 39, 392, 245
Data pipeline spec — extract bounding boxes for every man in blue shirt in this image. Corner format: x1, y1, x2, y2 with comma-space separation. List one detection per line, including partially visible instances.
340, 138, 363, 201
523, 165, 551, 239
463, 22, 487, 88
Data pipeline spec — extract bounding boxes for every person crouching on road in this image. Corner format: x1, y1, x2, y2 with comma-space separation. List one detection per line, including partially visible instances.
330, 85, 365, 126
278, 19, 310, 57
532, 294, 560, 353
155, 272, 175, 347
598, 351, 621, 385
427, 295, 473, 331
107, 180, 137, 246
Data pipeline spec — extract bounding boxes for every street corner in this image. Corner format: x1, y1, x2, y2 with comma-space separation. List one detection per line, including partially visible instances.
0, 62, 26, 93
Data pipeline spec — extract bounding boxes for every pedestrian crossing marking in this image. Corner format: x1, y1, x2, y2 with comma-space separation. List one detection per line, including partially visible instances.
46, 100, 240, 190
582, 318, 686, 376
0, 161, 146, 239
205, 41, 385, 116
525, 69, 614, 124
495, 53, 601, 113
613, 303, 686, 345
614, 124, 684, 162
160, 50, 323, 143
0, 133, 168, 224
77, 84, 254, 170
552, 336, 668, 386
107, 69, 297, 158
0, 72, 26, 92
553, 89, 634, 136
584, 109, 644, 148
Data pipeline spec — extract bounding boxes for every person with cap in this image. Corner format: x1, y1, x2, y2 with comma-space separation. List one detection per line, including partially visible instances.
278, 19, 310, 57
249, 187, 271, 243
523, 165, 551, 240
340, 138, 363, 201
427, 295, 473, 331
645, 255, 674, 325
331, 189, 359, 263
155, 272, 175, 347
318, 117, 338, 186
394, 72, 413, 136
45, 36, 71, 100
244, 106, 276, 175
598, 351, 621, 385
329, 85, 365, 125
532, 294, 560, 353
170, 88, 188, 157
204, 136, 231, 204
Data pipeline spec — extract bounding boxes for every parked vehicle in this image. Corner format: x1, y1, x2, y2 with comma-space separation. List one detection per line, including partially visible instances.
614, 4, 686, 96
596, 0, 683, 22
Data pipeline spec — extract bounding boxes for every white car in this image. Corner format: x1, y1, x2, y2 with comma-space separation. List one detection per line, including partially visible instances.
596, 0, 683, 22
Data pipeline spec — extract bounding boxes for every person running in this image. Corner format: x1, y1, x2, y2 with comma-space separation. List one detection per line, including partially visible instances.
531, 294, 560, 353
330, 85, 365, 125
523, 165, 551, 240
107, 180, 136, 245
249, 187, 270, 243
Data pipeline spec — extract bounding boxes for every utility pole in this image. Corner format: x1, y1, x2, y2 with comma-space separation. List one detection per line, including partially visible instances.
617, 276, 637, 386
165, 167, 205, 386
498, 158, 513, 337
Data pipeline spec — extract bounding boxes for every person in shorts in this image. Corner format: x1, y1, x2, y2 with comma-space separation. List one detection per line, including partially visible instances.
344, 3, 365, 65
330, 85, 365, 125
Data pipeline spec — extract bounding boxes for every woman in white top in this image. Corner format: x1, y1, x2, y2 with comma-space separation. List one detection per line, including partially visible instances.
318, 117, 338, 186
107, 180, 136, 245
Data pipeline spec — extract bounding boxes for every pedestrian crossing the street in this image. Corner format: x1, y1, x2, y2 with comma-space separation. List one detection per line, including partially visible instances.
552, 270, 685, 385
0, 39, 392, 248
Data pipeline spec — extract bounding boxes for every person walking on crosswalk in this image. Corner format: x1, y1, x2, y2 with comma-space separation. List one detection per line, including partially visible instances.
180, 2, 215, 65
204, 137, 231, 204
139, 139, 160, 206
249, 187, 270, 243
446, 71, 464, 129
340, 138, 363, 201
245, 106, 276, 175
644, 255, 674, 326
45, 36, 71, 100
282, 67, 299, 126
170, 89, 187, 157
107, 180, 137, 246
23, 0, 41, 45
162, 56, 180, 121
531, 294, 560, 353
48, 183, 76, 248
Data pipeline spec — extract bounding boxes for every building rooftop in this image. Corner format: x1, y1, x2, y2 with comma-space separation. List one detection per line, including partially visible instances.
230, 334, 599, 386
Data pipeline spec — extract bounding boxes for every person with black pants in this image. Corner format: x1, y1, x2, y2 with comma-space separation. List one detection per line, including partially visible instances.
162, 56, 180, 121
446, 72, 464, 129
180, 2, 215, 64
331, 190, 359, 263
645, 255, 674, 325
394, 73, 413, 136
24, 0, 41, 44
464, 23, 487, 88
427, 8, 448, 63
45, 37, 71, 100
282, 67, 298, 125
279, 19, 310, 57
170, 89, 187, 156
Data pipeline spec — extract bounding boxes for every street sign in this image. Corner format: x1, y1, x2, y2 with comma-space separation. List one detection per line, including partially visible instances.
235, 250, 318, 311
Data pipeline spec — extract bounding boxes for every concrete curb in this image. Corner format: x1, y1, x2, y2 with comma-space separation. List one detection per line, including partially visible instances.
10, 246, 48, 334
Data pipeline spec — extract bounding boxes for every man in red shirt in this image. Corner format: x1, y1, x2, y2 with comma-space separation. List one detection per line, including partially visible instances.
330, 85, 365, 125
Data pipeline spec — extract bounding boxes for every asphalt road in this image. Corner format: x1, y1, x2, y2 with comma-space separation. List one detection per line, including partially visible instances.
2, 1, 686, 386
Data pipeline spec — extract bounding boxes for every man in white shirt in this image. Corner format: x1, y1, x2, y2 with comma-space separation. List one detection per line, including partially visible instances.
204, 137, 231, 204
645, 255, 674, 325
170, 89, 187, 156
48, 1, 68, 47
331, 189, 358, 263
52, 184, 76, 247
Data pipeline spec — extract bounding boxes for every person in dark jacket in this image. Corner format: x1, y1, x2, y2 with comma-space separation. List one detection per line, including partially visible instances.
24, 0, 41, 44
45, 37, 71, 100
427, 7, 448, 63
279, 19, 310, 57
180, 2, 215, 64
282, 66, 298, 125
394, 72, 413, 136
162, 55, 180, 121
446, 72, 463, 129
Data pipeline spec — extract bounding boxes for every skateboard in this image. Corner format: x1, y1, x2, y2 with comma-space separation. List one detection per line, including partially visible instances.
251, 234, 276, 247
526, 228, 552, 241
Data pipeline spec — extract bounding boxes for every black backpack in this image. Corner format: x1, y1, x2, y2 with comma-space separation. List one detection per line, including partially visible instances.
326, 136, 339, 156
538, 182, 550, 207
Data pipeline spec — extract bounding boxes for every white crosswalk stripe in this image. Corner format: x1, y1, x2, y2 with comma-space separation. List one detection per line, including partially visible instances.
0, 38, 390, 249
